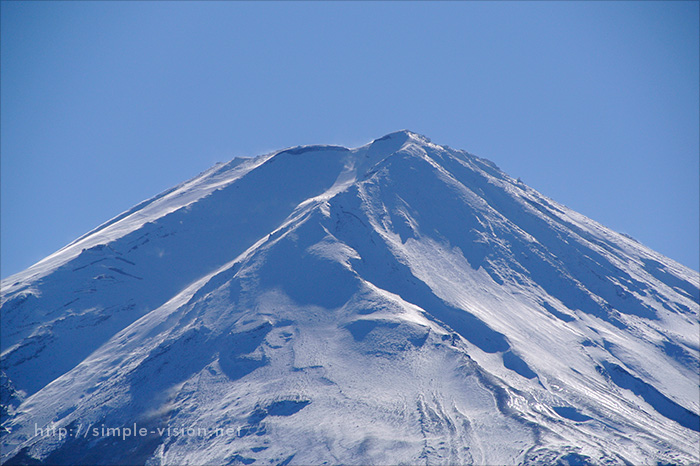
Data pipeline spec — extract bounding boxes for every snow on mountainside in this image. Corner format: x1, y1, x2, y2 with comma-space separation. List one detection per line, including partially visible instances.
1, 130, 698, 465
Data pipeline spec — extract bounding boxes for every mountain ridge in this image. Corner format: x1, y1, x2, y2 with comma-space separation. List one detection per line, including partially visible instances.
2, 131, 698, 465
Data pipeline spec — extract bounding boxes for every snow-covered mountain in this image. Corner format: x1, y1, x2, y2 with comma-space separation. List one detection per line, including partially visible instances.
1, 130, 698, 465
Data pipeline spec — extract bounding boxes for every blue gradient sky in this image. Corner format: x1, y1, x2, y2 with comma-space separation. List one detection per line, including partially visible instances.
2, 1, 698, 277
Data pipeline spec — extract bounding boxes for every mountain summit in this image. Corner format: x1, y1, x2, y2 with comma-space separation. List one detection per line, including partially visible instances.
2, 132, 698, 465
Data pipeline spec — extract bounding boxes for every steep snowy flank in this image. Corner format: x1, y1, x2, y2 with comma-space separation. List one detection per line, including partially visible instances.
2, 130, 698, 465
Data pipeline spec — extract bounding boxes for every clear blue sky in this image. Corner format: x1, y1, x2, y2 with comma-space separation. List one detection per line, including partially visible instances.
2, 1, 698, 278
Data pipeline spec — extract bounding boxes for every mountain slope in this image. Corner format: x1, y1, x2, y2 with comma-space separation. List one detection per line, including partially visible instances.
2, 131, 698, 465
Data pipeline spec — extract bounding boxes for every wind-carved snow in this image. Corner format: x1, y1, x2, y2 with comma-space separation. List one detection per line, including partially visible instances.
1, 130, 698, 465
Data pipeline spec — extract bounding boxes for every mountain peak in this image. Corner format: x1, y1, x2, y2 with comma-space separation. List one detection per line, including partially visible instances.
371, 129, 430, 145
363, 130, 433, 158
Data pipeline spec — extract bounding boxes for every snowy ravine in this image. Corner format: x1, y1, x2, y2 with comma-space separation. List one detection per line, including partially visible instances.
1, 130, 698, 465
